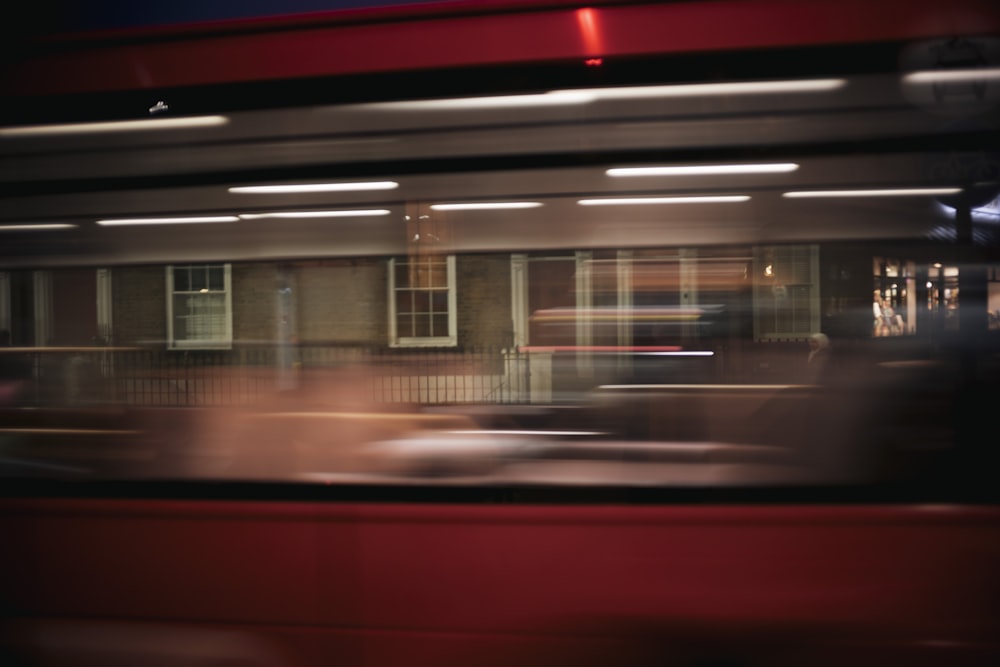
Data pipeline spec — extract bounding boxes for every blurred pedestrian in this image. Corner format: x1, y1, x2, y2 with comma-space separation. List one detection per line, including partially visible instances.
806, 332, 831, 382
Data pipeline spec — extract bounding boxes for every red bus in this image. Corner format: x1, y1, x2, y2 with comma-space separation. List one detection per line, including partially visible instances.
2, 1, 1000, 665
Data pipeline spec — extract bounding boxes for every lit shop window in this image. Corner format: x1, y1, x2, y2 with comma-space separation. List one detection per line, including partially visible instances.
873, 257, 916, 337
166, 264, 232, 349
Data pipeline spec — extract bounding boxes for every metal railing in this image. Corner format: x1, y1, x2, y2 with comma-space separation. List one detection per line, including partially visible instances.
1, 345, 532, 407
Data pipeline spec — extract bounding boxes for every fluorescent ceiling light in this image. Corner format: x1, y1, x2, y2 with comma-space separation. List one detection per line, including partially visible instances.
238, 210, 391, 219
364, 91, 594, 110
0, 223, 77, 231
449, 430, 604, 437
229, 181, 399, 194
96, 216, 239, 226
644, 351, 716, 357
608, 163, 799, 176
369, 78, 845, 110
782, 188, 962, 198
560, 78, 846, 100
578, 195, 750, 205
430, 202, 543, 211
0, 115, 229, 137
902, 67, 1000, 84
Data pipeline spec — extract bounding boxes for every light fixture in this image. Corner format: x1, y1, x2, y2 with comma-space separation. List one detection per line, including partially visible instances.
0, 223, 77, 231
367, 78, 846, 110
902, 67, 1000, 84
578, 195, 750, 205
228, 181, 399, 194
96, 216, 239, 226
429, 202, 543, 211
605, 162, 799, 176
935, 199, 1000, 222
607, 163, 799, 176
643, 350, 715, 357
561, 78, 846, 100
0, 116, 230, 137
782, 188, 962, 198
237, 210, 391, 219
362, 92, 595, 110
449, 430, 604, 437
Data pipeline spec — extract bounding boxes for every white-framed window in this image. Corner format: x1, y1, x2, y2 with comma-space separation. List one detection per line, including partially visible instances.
166, 264, 232, 349
388, 255, 456, 347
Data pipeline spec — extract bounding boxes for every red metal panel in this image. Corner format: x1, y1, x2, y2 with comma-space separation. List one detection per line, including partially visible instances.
3, 0, 999, 96
2, 498, 999, 665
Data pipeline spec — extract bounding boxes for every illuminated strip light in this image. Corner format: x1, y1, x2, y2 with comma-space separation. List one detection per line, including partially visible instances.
902, 67, 1000, 84
520, 345, 685, 353
782, 188, 962, 198
229, 181, 398, 194
362, 91, 595, 110
533, 307, 708, 316
601, 383, 800, 390
0, 115, 229, 137
368, 79, 846, 110
608, 163, 799, 176
578, 195, 750, 205
430, 202, 543, 211
448, 430, 605, 437
0, 223, 77, 231
572, 348, 715, 358
96, 216, 239, 226
561, 78, 846, 100
644, 350, 715, 357
532, 314, 703, 322
238, 210, 391, 219
534, 316, 702, 323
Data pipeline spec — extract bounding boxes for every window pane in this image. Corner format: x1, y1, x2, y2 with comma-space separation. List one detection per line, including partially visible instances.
430, 290, 448, 313
413, 264, 432, 289
412, 290, 430, 313
172, 294, 190, 339
174, 293, 226, 341
396, 290, 413, 315
428, 258, 448, 288
396, 312, 414, 337
395, 261, 411, 288
173, 267, 190, 292
208, 266, 225, 291
191, 267, 207, 292
413, 315, 431, 338
432, 314, 449, 336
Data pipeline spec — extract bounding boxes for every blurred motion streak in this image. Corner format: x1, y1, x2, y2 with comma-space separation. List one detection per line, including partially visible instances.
2, 1, 1000, 667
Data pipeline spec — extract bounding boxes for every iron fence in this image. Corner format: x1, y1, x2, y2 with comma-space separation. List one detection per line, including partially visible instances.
2, 345, 531, 408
